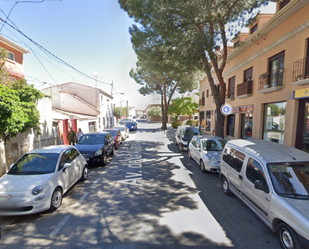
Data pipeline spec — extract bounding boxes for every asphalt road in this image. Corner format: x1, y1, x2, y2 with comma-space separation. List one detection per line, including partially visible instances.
0, 122, 280, 249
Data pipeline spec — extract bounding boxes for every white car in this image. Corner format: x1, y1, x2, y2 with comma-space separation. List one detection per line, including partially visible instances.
0, 145, 88, 215
188, 135, 225, 173
114, 125, 129, 140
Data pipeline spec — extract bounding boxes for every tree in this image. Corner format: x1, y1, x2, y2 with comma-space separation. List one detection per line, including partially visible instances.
128, 23, 201, 130
147, 106, 162, 117
119, 0, 270, 138
168, 97, 198, 121
0, 50, 44, 142
113, 106, 126, 118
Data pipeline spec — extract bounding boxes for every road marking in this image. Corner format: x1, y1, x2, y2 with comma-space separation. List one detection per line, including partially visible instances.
49, 215, 71, 237
91, 178, 99, 187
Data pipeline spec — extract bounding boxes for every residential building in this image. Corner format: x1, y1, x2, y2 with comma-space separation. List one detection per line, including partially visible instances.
0, 34, 29, 80
199, 0, 309, 152
42, 82, 114, 144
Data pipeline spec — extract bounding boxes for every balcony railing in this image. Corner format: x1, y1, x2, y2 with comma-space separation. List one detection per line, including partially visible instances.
226, 93, 235, 100
237, 80, 252, 97
292, 57, 309, 82
258, 70, 284, 91
199, 98, 205, 106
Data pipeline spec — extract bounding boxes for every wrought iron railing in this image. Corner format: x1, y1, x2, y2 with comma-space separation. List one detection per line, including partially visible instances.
258, 70, 284, 90
199, 98, 205, 106
293, 57, 309, 82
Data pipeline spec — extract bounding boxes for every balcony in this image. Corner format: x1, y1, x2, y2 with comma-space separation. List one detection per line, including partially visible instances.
199, 98, 205, 106
237, 80, 252, 99
258, 71, 284, 94
292, 57, 309, 86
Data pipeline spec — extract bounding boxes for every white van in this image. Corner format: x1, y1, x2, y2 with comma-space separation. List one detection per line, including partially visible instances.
220, 139, 309, 249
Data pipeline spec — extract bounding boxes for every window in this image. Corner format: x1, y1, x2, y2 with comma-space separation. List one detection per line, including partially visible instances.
269, 51, 285, 87
206, 89, 209, 98
250, 24, 257, 35
263, 102, 286, 144
222, 147, 246, 173
202, 91, 205, 99
205, 110, 211, 132
244, 67, 253, 82
246, 158, 266, 185
7, 51, 14, 61
228, 76, 235, 99
59, 150, 71, 171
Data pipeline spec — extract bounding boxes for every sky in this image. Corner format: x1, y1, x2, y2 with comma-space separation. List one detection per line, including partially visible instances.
0, 0, 276, 110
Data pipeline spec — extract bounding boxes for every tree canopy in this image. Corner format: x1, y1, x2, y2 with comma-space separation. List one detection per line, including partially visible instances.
168, 97, 199, 121
119, 0, 270, 137
0, 49, 44, 142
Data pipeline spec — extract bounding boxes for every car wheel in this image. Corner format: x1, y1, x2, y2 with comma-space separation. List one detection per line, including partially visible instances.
188, 149, 192, 159
49, 187, 63, 211
200, 160, 206, 173
278, 223, 301, 249
178, 143, 183, 152
80, 165, 88, 181
221, 176, 232, 196
102, 153, 107, 166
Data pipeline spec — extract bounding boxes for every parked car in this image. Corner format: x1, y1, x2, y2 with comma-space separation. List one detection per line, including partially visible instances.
114, 125, 129, 140
119, 118, 138, 125
175, 125, 200, 151
188, 135, 225, 173
0, 145, 88, 215
125, 121, 138, 131
220, 139, 309, 249
75, 132, 115, 165
103, 129, 122, 149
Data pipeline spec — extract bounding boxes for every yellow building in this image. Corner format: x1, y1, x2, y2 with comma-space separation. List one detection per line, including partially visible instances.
199, 0, 309, 152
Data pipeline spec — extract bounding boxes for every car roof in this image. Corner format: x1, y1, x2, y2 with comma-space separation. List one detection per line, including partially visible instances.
29, 145, 74, 154
226, 139, 309, 163
84, 132, 109, 136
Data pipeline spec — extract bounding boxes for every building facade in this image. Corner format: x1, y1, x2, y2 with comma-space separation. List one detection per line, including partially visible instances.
199, 0, 309, 152
42, 82, 114, 144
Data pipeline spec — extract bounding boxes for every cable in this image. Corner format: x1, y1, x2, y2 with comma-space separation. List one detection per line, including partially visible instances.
0, 16, 111, 86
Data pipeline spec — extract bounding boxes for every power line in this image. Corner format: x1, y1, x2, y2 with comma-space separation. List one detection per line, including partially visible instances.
0, 16, 112, 86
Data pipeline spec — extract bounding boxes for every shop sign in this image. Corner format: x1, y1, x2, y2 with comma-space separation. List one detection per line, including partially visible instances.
293, 88, 309, 99
231, 105, 254, 114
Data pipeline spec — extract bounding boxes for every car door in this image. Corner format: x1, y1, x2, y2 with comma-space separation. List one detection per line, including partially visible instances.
241, 157, 271, 222
57, 150, 75, 191
192, 137, 200, 163
67, 148, 81, 184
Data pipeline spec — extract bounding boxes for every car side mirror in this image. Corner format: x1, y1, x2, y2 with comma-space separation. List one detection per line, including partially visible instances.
254, 180, 269, 193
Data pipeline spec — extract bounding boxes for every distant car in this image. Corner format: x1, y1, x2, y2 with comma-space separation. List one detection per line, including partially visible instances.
125, 121, 138, 131
188, 135, 225, 173
0, 145, 88, 215
75, 132, 115, 165
103, 129, 122, 149
114, 125, 129, 140
175, 125, 200, 151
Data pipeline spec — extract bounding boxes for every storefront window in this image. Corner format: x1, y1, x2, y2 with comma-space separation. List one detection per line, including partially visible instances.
206, 111, 211, 131
241, 114, 253, 139
227, 114, 235, 137
263, 102, 286, 144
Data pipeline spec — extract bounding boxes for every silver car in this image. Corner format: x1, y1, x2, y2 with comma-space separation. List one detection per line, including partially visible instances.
188, 135, 225, 173
220, 139, 309, 249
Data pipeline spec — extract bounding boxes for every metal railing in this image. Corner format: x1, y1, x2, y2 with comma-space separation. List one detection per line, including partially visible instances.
258, 70, 284, 90
293, 57, 309, 82
237, 80, 252, 96
199, 98, 205, 106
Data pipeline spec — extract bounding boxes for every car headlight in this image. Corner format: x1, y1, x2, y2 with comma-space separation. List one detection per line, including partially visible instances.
32, 185, 44, 195
209, 158, 218, 164
94, 149, 102, 156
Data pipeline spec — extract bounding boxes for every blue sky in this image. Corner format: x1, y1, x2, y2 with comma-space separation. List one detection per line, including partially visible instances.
0, 0, 156, 109
0, 0, 276, 110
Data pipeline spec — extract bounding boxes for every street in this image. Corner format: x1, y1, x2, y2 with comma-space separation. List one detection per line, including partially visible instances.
0, 122, 279, 249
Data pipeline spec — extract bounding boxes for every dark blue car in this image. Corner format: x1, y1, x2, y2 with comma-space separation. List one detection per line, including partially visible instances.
75, 132, 115, 165
125, 121, 137, 131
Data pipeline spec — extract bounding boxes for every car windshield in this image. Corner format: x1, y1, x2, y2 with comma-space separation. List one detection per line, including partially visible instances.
114, 127, 124, 131
78, 134, 105, 144
202, 140, 225, 151
267, 162, 309, 199
8, 153, 59, 175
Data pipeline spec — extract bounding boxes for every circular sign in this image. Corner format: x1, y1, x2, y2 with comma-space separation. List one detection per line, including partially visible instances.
221, 104, 232, 116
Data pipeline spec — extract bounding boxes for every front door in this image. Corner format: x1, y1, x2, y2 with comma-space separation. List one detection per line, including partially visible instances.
296, 98, 309, 153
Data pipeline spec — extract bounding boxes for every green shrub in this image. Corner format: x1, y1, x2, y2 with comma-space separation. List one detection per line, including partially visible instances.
172, 120, 182, 129
185, 120, 198, 126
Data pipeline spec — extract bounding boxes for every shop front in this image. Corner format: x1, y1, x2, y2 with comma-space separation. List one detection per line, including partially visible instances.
294, 88, 309, 153
232, 105, 254, 139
